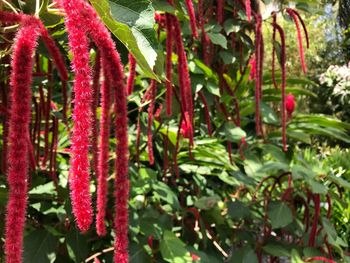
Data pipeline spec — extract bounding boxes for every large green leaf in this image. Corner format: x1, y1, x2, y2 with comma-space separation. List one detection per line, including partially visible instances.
160, 231, 192, 263
23, 229, 58, 263
89, 0, 159, 80
268, 201, 293, 229
66, 229, 89, 262
225, 123, 246, 142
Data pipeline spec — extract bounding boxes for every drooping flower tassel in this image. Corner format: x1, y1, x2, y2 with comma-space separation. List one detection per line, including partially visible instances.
42, 60, 53, 167
309, 194, 320, 247
0, 10, 21, 24
5, 17, 41, 263
273, 22, 287, 151
39, 27, 69, 81
91, 52, 101, 177
96, 69, 112, 236
254, 14, 263, 136
245, 0, 251, 22
165, 14, 173, 116
286, 8, 307, 74
147, 80, 157, 165
271, 12, 278, 90
126, 53, 136, 95
217, 0, 224, 25
185, 0, 199, 38
67, 1, 129, 260
173, 17, 194, 146
60, 0, 94, 232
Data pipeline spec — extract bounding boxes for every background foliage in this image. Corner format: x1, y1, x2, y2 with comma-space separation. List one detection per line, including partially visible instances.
0, 0, 350, 262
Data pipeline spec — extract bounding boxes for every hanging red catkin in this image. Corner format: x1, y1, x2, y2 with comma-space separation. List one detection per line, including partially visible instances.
112, 67, 129, 263
147, 80, 157, 165
217, 0, 224, 25
273, 22, 287, 151
286, 8, 307, 74
309, 194, 321, 247
126, 53, 136, 95
173, 17, 194, 145
60, 0, 94, 232
91, 52, 101, 177
0, 10, 21, 24
245, 0, 251, 22
197, 0, 210, 65
96, 70, 112, 236
254, 14, 263, 136
5, 16, 41, 263
165, 14, 173, 116
42, 60, 53, 167
289, 9, 309, 49
39, 26, 69, 81
271, 12, 278, 90
70, 1, 129, 260
185, 0, 199, 38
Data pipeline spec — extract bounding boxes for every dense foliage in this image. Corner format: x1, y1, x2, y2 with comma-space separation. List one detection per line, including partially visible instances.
0, 0, 349, 263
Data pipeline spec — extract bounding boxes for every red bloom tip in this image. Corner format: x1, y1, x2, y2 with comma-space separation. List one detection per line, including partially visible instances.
245, 0, 251, 22
191, 253, 201, 261
285, 93, 295, 117
241, 136, 247, 145
154, 12, 166, 27
50, 101, 58, 111
180, 113, 191, 139
148, 235, 154, 249
249, 58, 256, 80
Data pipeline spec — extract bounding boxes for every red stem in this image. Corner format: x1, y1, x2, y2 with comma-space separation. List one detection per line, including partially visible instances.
309, 194, 321, 247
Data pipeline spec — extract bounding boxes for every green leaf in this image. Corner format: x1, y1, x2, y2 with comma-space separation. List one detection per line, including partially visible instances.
263, 243, 290, 257
206, 80, 221, 96
307, 179, 328, 194
268, 201, 293, 229
291, 249, 305, 263
66, 229, 89, 262
130, 242, 151, 263
160, 231, 192, 263
207, 32, 227, 49
23, 229, 58, 263
89, 0, 159, 80
195, 195, 221, 210
261, 102, 279, 125
225, 123, 246, 142
228, 201, 250, 219
242, 250, 258, 263
328, 174, 350, 190
223, 19, 241, 34
153, 182, 180, 209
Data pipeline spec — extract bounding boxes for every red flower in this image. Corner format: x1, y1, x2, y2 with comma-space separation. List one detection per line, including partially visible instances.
285, 93, 295, 117
180, 113, 191, 139
126, 53, 136, 95
5, 16, 41, 263
191, 253, 201, 261
249, 57, 256, 81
